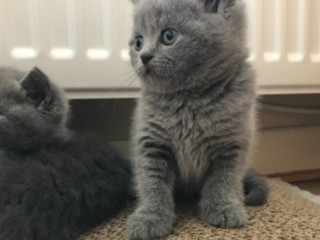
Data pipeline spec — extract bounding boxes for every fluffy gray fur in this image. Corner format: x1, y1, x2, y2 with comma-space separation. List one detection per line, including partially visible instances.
127, 0, 268, 239
0, 67, 132, 240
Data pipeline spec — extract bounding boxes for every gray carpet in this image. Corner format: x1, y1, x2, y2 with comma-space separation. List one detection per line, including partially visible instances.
79, 180, 320, 240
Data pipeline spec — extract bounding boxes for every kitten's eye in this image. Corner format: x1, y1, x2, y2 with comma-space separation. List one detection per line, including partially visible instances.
135, 36, 144, 51
161, 29, 178, 46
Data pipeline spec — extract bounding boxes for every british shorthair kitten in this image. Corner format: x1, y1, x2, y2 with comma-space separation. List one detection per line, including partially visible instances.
127, 0, 268, 239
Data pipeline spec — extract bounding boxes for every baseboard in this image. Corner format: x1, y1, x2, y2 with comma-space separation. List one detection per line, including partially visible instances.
111, 140, 320, 184
267, 169, 320, 183
253, 126, 320, 175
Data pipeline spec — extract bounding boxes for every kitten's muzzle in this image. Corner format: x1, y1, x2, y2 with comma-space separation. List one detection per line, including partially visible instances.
140, 53, 154, 65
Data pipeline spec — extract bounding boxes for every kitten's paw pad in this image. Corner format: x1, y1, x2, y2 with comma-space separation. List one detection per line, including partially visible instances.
200, 204, 247, 228
126, 210, 175, 240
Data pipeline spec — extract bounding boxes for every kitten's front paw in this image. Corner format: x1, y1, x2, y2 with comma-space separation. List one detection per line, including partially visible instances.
126, 208, 175, 240
200, 203, 247, 228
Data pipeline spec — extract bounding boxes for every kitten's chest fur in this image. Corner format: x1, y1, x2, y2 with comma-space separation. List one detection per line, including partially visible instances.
171, 111, 210, 184
142, 76, 254, 187
152, 95, 220, 185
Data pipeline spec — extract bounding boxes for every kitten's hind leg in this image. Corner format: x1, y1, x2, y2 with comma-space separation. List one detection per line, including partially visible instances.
199, 146, 248, 228
127, 144, 176, 240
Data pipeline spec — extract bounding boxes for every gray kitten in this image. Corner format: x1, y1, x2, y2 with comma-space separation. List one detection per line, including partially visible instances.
0, 67, 132, 240
127, 0, 268, 239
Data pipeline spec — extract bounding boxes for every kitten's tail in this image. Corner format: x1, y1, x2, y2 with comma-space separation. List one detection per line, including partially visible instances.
243, 168, 269, 206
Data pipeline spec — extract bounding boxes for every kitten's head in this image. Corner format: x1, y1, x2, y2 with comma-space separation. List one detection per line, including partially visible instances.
0, 67, 70, 150
129, 0, 247, 93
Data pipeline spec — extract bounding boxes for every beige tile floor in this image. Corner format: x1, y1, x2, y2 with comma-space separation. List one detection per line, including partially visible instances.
292, 179, 320, 195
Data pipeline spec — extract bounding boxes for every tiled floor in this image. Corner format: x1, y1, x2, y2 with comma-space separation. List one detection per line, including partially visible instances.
292, 180, 320, 195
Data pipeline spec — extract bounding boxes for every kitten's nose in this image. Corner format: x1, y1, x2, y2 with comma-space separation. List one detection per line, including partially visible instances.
140, 53, 154, 65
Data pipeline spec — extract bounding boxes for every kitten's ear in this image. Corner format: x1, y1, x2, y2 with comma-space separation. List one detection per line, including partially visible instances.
199, 0, 237, 14
21, 67, 51, 106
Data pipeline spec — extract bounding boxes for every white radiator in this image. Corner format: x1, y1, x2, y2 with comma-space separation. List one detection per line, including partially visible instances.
0, 0, 319, 98
247, 0, 320, 94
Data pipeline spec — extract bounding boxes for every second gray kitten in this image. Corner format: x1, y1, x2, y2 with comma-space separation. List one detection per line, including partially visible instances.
127, 0, 268, 239
0, 67, 132, 240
